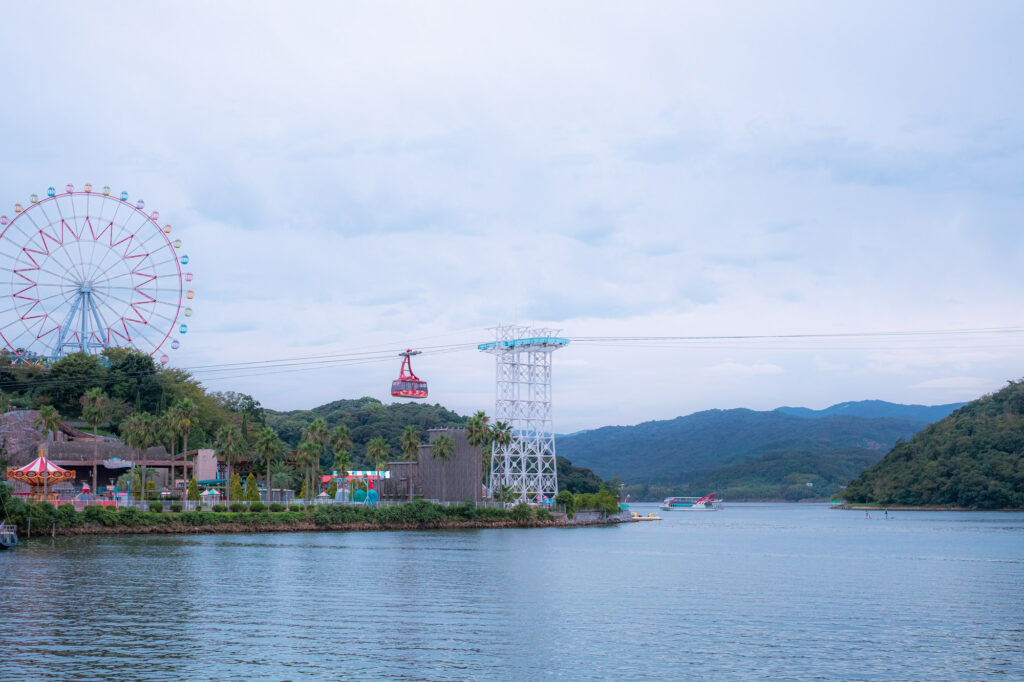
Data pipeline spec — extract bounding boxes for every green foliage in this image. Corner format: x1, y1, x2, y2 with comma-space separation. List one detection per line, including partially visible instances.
289, 504, 303, 512
5, 498, 557, 533
509, 503, 534, 523
431, 434, 455, 463
187, 478, 200, 501
556, 456, 604, 494
843, 381, 1024, 508
170, 503, 183, 513
149, 502, 164, 513
535, 507, 553, 521
265, 397, 467, 469
327, 480, 338, 497
366, 436, 391, 471
638, 448, 885, 502
245, 473, 260, 502
229, 473, 243, 501
229, 502, 246, 513
572, 486, 620, 515
555, 489, 575, 517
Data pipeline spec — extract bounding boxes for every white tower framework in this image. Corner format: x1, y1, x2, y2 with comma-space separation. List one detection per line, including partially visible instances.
479, 325, 569, 501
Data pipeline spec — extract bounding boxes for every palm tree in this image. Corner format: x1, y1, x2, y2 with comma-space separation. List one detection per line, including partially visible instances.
302, 418, 330, 497
253, 426, 281, 502
34, 404, 61, 448
174, 398, 198, 482
33, 404, 61, 501
366, 436, 391, 475
400, 425, 420, 462
80, 388, 110, 495
431, 434, 456, 502
487, 420, 512, 490
466, 411, 491, 449
121, 412, 158, 501
295, 440, 320, 502
161, 406, 184, 496
330, 424, 351, 462
331, 448, 351, 500
215, 424, 245, 502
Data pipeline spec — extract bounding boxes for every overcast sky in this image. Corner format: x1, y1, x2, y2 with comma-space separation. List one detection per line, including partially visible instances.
1, 2, 1022, 430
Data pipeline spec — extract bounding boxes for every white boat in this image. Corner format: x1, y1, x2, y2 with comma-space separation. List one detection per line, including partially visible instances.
659, 492, 722, 511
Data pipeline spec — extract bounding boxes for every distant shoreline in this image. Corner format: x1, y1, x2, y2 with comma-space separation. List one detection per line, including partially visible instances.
830, 503, 1024, 512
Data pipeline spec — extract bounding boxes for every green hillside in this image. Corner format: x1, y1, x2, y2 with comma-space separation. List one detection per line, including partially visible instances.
636, 448, 882, 502
556, 408, 927, 485
265, 397, 467, 468
843, 381, 1024, 508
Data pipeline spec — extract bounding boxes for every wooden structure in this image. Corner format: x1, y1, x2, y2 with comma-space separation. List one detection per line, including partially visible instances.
378, 428, 482, 503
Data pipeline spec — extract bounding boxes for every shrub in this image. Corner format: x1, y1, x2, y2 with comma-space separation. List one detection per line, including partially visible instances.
149, 502, 164, 513
249, 502, 267, 512
269, 502, 285, 512
229, 502, 246, 513
83, 505, 116, 526
55, 502, 80, 527
187, 478, 200, 501
170, 503, 183, 513
245, 473, 260, 502
556, 490, 575, 518
510, 503, 535, 523
289, 504, 303, 512
212, 504, 227, 513
535, 508, 553, 521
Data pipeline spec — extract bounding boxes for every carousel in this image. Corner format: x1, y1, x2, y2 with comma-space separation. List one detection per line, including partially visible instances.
6, 453, 75, 502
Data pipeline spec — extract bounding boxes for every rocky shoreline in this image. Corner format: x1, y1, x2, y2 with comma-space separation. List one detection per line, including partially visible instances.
21, 515, 634, 538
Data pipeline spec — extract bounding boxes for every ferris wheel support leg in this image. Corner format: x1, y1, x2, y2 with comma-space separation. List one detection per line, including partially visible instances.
56, 292, 84, 356
87, 292, 107, 350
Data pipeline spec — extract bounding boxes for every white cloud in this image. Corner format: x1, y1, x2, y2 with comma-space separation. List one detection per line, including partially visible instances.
1, 1, 1022, 430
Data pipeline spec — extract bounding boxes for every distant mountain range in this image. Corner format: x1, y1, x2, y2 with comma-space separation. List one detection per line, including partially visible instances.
775, 400, 965, 423
556, 400, 964, 501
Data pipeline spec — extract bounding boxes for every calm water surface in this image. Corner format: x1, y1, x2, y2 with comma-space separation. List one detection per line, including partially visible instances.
2, 503, 1023, 680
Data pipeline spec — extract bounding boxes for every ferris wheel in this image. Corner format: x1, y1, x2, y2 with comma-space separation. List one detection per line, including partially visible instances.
0, 183, 193, 364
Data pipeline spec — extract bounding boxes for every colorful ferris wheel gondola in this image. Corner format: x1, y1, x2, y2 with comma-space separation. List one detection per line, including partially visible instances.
391, 349, 427, 399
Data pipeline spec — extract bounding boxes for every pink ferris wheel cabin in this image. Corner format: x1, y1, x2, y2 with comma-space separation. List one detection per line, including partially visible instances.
391, 349, 428, 399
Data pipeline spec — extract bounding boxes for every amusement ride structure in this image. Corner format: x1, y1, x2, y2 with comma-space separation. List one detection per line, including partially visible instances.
479, 325, 569, 502
0, 184, 192, 363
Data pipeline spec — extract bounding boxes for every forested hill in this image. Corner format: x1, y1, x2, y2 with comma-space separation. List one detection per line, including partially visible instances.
265, 397, 467, 465
555, 408, 928, 485
843, 381, 1024, 508
776, 400, 964, 422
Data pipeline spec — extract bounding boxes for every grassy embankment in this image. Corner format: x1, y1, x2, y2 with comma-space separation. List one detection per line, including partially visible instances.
2, 499, 622, 537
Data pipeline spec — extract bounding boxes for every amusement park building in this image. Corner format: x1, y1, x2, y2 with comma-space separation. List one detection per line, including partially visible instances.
379, 428, 482, 503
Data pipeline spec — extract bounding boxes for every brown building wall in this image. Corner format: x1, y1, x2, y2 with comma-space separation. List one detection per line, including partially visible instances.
379, 428, 482, 503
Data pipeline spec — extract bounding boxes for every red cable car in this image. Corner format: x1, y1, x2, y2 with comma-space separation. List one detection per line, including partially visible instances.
391, 349, 428, 399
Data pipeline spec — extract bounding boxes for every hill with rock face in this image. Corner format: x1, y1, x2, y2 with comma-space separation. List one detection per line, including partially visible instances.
842, 382, 1024, 508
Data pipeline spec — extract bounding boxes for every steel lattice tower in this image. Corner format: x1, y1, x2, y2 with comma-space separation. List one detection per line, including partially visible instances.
478, 325, 569, 502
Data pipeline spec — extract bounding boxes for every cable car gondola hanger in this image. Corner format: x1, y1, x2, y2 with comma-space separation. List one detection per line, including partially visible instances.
391, 349, 428, 399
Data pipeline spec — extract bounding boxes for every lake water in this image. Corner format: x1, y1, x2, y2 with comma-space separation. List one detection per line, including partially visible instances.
2, 503, 1023, 680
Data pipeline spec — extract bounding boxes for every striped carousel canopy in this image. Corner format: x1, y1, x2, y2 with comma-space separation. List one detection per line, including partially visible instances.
6, 456, 75, 486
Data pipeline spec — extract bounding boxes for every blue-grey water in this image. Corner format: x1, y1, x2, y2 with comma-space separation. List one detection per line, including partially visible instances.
2, 503, 1023, 680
